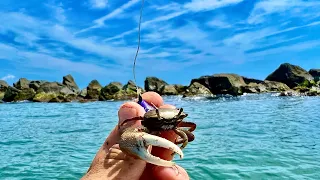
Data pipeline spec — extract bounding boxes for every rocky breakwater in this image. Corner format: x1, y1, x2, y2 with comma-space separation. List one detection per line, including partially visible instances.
98, 80, 144, 101
1, 62, 319, 103
144, 77, 188, 96
181, 73, 289, 97
265, 63, 320, 96
1, 75, 80, 103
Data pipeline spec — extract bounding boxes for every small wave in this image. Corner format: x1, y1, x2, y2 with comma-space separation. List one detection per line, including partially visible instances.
57, 128, 92, 134
0, 140, 33, 146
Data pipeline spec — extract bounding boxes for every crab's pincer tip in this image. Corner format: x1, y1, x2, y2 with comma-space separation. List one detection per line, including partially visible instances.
119, 128, 184, 167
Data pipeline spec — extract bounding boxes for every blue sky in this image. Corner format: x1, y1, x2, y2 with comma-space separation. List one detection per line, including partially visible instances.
1, 0, 320, 89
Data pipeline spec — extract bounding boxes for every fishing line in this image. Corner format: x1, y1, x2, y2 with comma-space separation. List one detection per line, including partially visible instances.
133, 0, 145, 98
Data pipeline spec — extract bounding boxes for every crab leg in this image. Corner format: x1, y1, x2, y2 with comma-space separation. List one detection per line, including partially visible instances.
174, 129, 189, 150
178, 121, 196, 132
119, 127, 184, 167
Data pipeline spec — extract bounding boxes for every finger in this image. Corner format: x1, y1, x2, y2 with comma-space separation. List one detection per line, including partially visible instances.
82, 144, 147, 180
150, 104, 179, 161
136, 91, 164, 108
118, 101, 146, 130
139, 164, 189, 180
84, 102, 146, 175
151, 165, 189, 180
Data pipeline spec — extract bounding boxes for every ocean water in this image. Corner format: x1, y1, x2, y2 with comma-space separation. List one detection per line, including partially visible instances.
1, 93, 320, 180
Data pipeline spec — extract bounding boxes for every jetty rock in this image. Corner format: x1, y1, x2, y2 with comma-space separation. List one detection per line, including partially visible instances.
190, 73, 246, 96
3, 78, 38, 102
182, 82, 213, 97
144, 77, 168, 95
266, 63, 314, 88
162, 85, 178, 95
29, 80, 47, 91
13, 78, 30, 90
99, 80, 143, 101
63, 74, 80, 94
0, 80, 9, 100
85, 80, 102, 100
309, 69, 320, 82
242, 77, 264, 84
33, 82, 77, 102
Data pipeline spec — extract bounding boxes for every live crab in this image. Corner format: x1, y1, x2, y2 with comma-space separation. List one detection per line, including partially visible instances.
118, 97, 196, 167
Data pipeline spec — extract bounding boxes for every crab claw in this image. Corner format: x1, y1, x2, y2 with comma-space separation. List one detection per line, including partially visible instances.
119, 127, 184, 167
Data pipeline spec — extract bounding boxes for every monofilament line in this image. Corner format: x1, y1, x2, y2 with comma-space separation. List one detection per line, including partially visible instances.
133, 0, 145, 98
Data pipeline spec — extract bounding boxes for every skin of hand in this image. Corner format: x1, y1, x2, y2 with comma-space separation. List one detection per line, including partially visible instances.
81, 92, 190, 180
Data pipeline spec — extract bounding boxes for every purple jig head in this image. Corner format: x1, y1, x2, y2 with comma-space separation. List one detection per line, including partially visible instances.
137, 94, 156, 112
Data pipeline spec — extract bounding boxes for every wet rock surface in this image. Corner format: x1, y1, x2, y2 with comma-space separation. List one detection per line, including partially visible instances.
191, 73, 247, 96
2, 62, 320, 103
266, 63, 314, 88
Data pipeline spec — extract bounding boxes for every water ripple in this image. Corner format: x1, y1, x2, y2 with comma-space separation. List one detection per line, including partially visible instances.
1, 94, 320, 179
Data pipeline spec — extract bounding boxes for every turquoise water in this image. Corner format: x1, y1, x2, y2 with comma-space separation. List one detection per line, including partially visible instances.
1, 94, 320, 179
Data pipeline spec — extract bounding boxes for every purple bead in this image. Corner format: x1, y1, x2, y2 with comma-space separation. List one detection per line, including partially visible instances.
138, 95, 155, 112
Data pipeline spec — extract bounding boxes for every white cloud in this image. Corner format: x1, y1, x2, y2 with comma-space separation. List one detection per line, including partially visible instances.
103, 10, 187, 42
266, 21, 320, 37
76, 0, 140, 35
184, 0, 243, 12
207, 14, 232, 29
0, 43, 127, 78
45, 2, 66, 23
221, 19, 320, 54
248, 0, 320, 24
248, 40, 320, 58
103, 0, 244, 42
89, 0, 108, 9
1, 74, 15, 81
0, 12, 137, 67
150, 2, 183, 12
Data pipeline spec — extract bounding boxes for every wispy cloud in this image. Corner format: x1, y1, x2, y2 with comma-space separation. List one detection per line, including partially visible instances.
184, 0, 244, 12
76, 0, 140, 35
45, 2, 66, 23
1, 74, 15, 81
248, 0, 320, 24
1, 0, 320, 86
207, 14, 232, 29
103, 0, 244, 42
89, 0, 109, 9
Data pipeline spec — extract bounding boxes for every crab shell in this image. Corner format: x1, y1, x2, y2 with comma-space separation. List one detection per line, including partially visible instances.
142, 108, 188, 131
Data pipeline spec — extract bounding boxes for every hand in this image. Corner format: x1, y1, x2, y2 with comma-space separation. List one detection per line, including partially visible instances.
81, 92, 190, 180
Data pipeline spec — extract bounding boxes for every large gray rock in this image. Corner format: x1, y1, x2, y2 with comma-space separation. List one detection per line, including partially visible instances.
29, 80, 47, 91
100, 81, 143, 101
162, 85, 178, 95
242, 77, 264, 84
13, 88, 36, 101
262, 80, 290, 92
62, 74, 80, 94
266, 63, 314, 88
144, 77, 168, 94
0, 80, 8, 88
79, 88, 88, 98
99, 82, 123, 101
33, 82, 76, 102
13, 78, 30, 90
173, 84, 187, 94
0, 80, 8, 100
3, 86, 21, 102
85, 80, 102, 100
309, 69, 320, 82
36, 82, 65, 94
191, 73, 246, 96
183, 82, 213, 97
241, 83, 267, 93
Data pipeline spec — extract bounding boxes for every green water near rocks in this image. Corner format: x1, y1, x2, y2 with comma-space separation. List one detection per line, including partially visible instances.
1, 94, 319, 179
